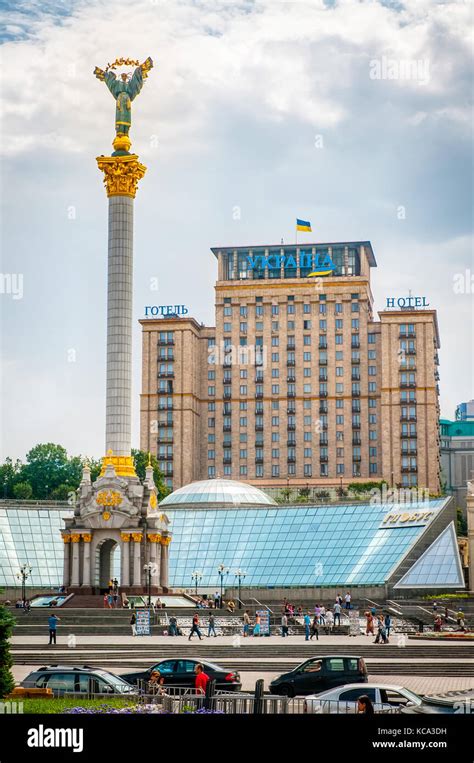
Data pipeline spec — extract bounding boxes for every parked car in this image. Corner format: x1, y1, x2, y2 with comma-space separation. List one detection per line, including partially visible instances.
121, 658, 241, 691
303, 683, 423, 713
21, 666, 136, 696
400, 688, 474, 715
269, 655, 367, 697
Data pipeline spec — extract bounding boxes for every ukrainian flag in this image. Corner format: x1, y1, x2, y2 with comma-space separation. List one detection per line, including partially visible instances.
296, 218, 312, 232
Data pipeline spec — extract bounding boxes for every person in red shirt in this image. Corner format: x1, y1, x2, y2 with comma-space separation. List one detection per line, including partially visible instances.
194, 663, 210, 694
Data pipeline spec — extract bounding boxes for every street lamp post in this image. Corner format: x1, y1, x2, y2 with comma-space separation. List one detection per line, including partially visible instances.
217, 564, 229, 609
191, 570, 202, 599
234, 569, 246, 610
16, 564, 32, 606
143, 562, 153, 608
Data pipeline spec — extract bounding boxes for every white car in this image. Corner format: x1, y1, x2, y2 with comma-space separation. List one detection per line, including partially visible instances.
303, 683, 423, 714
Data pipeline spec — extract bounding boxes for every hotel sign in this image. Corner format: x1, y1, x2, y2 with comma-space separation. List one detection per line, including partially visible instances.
379, 510, 434, 529
247, 250, 335, 277
144, 304, 189, 317
386, 296, 430, 308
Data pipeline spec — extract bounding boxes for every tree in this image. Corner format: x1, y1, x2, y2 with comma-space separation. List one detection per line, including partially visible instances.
0, 605, 15, 697
50, 484, 76, 501
12, 482, 33, 500
22, 443, 70, 499
0, 458, 23, 499
132, 450, 170, 501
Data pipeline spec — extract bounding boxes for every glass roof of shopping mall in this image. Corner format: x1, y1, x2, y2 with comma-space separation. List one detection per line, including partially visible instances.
165, 498, 458, 588
0, 497, 463, 590
159, 479, 277, 507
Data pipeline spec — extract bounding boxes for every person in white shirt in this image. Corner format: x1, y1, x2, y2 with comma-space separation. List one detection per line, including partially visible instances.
344, 592, 352, 610
333, 601, 341, 626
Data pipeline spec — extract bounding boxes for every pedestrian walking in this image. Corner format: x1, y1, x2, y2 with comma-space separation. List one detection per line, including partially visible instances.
103, 593, 108, 609
130, 612, 137, 636
253, 613, 261, 637
169, 615, 178, 636
47, 614, 60, 645
319, 606, 326, 625
344, 592, 351, 610
304, 612, 311, 641
310, 615, 319, 641
374, 618, 388, 644
207, 613, 217, 637
384, 613, 391, 640
281, 613, 288, 637
107, 593, 113, 609
243, 610, 250, 637
189, 612, 203, 640
325, 609, 334, 632
333, 601, 341, 627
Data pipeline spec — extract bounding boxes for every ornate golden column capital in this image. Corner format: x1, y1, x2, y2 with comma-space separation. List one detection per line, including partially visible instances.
82, 534, 92, 543
96, 155, 147, 199
131, 532, 143, 542
62, 534, 71, 544
71, 534, 81, 543
121, 532, 131, 542
160, 535, 172, 546
147, 533, 162, 543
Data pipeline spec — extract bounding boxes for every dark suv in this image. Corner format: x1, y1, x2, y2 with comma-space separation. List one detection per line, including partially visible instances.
21, 666, 136, 697
269, 655, 368, 697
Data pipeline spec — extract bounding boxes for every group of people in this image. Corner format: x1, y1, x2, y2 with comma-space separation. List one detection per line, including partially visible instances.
147, 663, 210, 696
364, 609, 391, 643
193, 595, 236, 612
432, 604, 468, 632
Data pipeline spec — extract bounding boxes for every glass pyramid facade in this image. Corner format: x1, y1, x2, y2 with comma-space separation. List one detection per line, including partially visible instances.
393, 523, 465, 589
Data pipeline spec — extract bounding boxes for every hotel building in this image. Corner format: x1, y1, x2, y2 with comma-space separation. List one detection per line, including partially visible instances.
140, 242, 441, 493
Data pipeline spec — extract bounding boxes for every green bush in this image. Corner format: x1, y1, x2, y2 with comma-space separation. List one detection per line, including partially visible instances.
422, 593, 469, 601
22, 697, 137, 714
0, 606, 15, 698
12, 481, 33, 500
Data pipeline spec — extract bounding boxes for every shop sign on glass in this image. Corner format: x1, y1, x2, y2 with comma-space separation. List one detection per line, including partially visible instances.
380, 510, 434, 529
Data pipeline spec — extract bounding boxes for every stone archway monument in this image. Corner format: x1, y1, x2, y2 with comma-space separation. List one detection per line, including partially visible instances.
62, 56, 171, 595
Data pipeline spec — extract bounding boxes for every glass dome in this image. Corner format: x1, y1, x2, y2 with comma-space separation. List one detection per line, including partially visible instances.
159, 479, 277, 508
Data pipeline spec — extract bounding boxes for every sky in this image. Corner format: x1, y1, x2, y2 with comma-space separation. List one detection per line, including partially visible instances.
1, 0, 473, 463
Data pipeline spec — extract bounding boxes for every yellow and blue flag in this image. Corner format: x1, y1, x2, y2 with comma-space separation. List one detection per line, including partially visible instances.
296, 218, 312, 232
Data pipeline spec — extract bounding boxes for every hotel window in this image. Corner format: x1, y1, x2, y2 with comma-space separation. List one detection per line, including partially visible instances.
368, 334, 376, 344
272, 304, 279, 315
224, 306, 232, 316
272, 432, 280, 442
272, 449, 280, 459
304, 448, 312, 458
319, 303, 327, 314
352, 415, 360, 426
272, 368, 279, 378
351, 319, 359, 329
337, 448, 344, 458
368, 350, 376, 360
271, 352, 279, 362
304, 416, 311, 426
240, 385, 247, 395
208, 433, 215, 443
208, 418, 215, 427
303, 320, 311, 330
240, 306, 247, 317
287, 321, 295, 330
336, 415, 344, 424
272, 321, 279, 331
272, 337, 279, 346
208, 386, 215, 396
369, 463, 378, 474
272, 385, 280, 394
320, 464, 328, 476
369, 414, 377, 424
335, 335, 343, 344
336, 351, 343, 360
303, 352, 311, 361
255, 305, 264, 317
351, 303, 359, 312
240, 466, 247, 476
272, 416, 279, 426
368, 382, 376, 392
336, 399, 344, 408
208, 370, 215, 380
287, 304, 295, 314
336, 367, 343, 376
335, 319, 343, 330
368, 366, 377, 376
369, 431, 377, 440
272, 400, 280, 409
319, 383, 327, 394
240, 449, 247, 459
304, 432, 312, 441
256, 322, 263, 331
240, 417, 247, 426
240, 433, 247, 442
304, 400, 311, 409
256, 465, 264, 477
336, 383, 344, 393
240, 369, 248, 378
369, 447, 377, 457
304, 335, 311, 345
352, 383, 360, 395
208, 402, 215, 411
240, 322, 247, 333
272, 465, 280, 477
369, 398, 377, 408
304, 304, 311, 313
304, 368, 311, 377
304, 464, 312, 476
208, 450, 215, 459
224, 322, 232, 332
319, 320, 327, 330
336, 431, 344, 441
208, 466, 216, 478
336, 464, 344, 475
335, 303, 343, 313
223, 466, 232, 476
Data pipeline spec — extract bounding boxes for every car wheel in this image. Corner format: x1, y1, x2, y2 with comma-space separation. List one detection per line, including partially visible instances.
278, 685, 294, 698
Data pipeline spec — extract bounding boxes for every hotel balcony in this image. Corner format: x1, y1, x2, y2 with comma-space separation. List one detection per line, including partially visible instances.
158, 404, 173, 411
319, 405, 328, 414
400, 415, 417, 421
287, 456, 296, 463
400, 381, 416, 388
352, 422, 361, 429
223, 424, 232, 432
287, 359, 295, 367
288, 390, 296, 398
255, 457, 264, 464
400, 431, 417, 438
353, 455, 362, 462
287, 423, 296, 431
405, 348, 417, 355
319, 375, 328, 382
158, 339, 175, 346
287, 375, 296, 383
319, 358, 328, 366
319, 455, 328, 463
352, 437, 361, 445
159, 454, 174, 460
401, 466, 418, 473
287, 439, 296, 447
400, 331, 416, 338
255, 424, 264, 431
158, 372, 174, 378
319, 391, 328, 398
223, 457, 232, 464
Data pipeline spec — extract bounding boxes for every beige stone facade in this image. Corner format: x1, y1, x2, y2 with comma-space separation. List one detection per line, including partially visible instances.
140, 242, 441, 493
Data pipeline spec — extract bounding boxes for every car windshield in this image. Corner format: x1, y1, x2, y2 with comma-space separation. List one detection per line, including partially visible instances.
399, 688, 423, 705
95, 671, 134, 691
